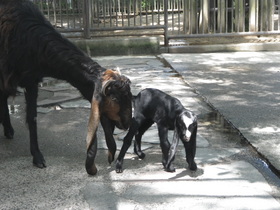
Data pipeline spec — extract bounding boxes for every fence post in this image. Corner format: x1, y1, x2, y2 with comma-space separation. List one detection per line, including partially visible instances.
249, 0, 258, 32
83, 0, 91, 39
235, 0, 245, 32
217, 0, 226, 33
183, 0, 189, 33
190, 0, 197, 34
199, 0, 209, 33
164, 0, 168, 46
268, 0, 275, 31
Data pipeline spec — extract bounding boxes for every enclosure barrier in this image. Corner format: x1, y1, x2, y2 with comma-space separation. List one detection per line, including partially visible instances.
32, 0, 280, 45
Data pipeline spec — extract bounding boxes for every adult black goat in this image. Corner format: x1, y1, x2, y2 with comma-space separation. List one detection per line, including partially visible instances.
0, 0, 132, 175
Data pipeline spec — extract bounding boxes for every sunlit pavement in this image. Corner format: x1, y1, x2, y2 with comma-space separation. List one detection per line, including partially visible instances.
0, 55, 280, 209
162, 52, 280, 172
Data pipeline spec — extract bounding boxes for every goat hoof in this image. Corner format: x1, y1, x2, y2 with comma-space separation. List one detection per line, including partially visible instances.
188, 161, 197, 171
4, 127, 14, 139
108, 152, 115, 164
33, 158, 46, 168
165, 165, 176, 173
115, 160, 123, 173
86, 165, 97, 176
115, 167, 123, 173
135, 151, 145, 159
32, 152, 46, 168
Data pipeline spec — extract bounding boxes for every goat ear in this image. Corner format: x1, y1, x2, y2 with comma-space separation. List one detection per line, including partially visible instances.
102, 80, 113, 96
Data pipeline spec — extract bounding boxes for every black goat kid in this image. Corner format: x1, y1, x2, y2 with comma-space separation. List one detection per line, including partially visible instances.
0, 0, 132, 175
116, 88, 197, 173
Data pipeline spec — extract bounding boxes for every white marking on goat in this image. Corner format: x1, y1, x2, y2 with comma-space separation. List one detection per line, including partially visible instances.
182, 114, 193, 138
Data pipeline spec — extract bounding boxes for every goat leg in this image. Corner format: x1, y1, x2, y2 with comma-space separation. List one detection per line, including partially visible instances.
100, 115, 116, 164
25, 86, 46, 168
184, 126, 197, 171
116, 118, 139, 173
158, 125, 175, 172
0, 92, 14, 139
86, 134, 98, 175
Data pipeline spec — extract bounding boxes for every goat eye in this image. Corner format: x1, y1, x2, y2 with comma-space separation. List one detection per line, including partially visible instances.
110, 96, 117, 101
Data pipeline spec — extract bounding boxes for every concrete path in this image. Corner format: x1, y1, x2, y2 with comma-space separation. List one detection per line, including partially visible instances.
162, 52, 280, 172
0, 55, 280, 209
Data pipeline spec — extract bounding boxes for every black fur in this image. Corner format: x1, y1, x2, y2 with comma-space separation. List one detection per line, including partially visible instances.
0, 0, 132, 174
116, 88, 197, 173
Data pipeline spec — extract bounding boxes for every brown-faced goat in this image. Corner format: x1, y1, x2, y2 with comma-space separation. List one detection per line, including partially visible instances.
0, 0, 132, 175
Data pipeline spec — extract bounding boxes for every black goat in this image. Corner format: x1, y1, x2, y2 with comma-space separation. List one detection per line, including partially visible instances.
0, 0, 132, 175
116, 88, 197, 173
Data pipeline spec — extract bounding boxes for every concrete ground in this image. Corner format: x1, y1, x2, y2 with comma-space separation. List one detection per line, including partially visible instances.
162, 52, 280, 172
0, 55, 280, 209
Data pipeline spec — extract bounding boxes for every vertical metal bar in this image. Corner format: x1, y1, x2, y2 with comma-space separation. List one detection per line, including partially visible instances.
102, 0, 105, 27
109, 0, 112, 27
164, 0, 168, 45
171, 0, 174, 33
158, 0, 160, 25
134, 0, 137, 26
268, 0, 274, 31
80, 0, 84, 29
208, 0, 211, 33
243, 0, 245, 31
83, 0, 90, 38
47, 0, 50, 21
145, 0, 148, 26
183, 0, 188, 33
127, 0, 130, 27
139, 0, 142, 26
225, 0, 228, 33
53, 0, 57, 27
249, 0, 257, 32
72, 1, 76, 29
189, 0, 196, 34
116, 0, 119, 27
260, 0, 264, 31
213, 0, 216, 33
59, 0, 62, 28
278, 0, 280, 30
122, 0, 124, 27
66, 0, 69, 28
177, 0, 181, 34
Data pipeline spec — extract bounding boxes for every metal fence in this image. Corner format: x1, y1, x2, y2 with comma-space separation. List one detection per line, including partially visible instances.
33, 0, 280, 45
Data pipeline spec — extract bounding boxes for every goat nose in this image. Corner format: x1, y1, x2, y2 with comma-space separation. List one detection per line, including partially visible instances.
182, 135, 190, 142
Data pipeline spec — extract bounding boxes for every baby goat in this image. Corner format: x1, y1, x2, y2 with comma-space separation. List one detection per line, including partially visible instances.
116, 88, 197, 173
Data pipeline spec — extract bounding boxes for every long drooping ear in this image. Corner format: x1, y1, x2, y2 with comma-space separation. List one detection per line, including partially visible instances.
85, 81, 102, 175
101, 80, 114, 96
86, 80, 102, 149
166, 120, 180, 168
